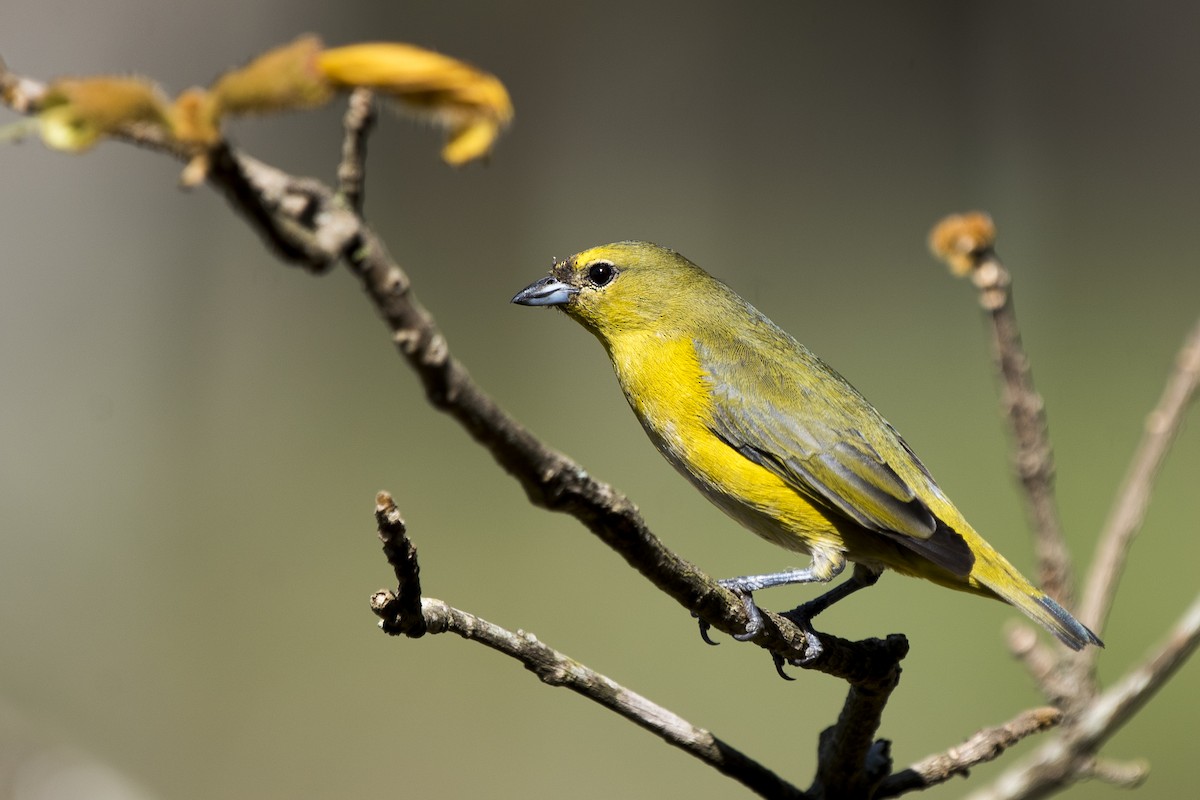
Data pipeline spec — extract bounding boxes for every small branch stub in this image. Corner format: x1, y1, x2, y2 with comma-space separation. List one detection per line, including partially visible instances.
373, 491, 426, 637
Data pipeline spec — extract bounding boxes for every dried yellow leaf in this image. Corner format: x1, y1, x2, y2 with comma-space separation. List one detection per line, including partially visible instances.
209, 34, 333, 117
317, 42, 512, 164
443, 118, 504, 166
37, 76, 169, 151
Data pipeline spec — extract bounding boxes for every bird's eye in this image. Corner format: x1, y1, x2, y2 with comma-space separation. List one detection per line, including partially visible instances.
587, 261, 616, 287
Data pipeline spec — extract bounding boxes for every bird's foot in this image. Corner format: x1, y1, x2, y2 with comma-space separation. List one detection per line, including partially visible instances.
718, 580, 764, 640
694, 582, 765, 645
770, 651, 797, 681
779, 605, 825, 663
769, 627, 824, 679
697, 584, 825, 679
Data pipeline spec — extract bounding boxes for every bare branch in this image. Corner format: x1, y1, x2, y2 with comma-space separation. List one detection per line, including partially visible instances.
369, 492, 807, 800
970, 592, 1200, 800
811, 659, 904, 799
929, 213, 1200, 799
1075, 590, 1200, 746
337, 88, 375, 213
877, 707, 1063, 798
1078, 318, 1200, 638
929, 213, 1074, 606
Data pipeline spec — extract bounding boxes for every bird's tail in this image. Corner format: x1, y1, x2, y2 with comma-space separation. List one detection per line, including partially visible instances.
971, 546, 1103, 651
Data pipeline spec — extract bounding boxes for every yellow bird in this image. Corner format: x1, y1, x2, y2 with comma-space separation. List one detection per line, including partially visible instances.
513, 241, 1101, 651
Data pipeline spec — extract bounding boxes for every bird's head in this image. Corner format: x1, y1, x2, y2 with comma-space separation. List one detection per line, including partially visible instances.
512, 241, 720, 342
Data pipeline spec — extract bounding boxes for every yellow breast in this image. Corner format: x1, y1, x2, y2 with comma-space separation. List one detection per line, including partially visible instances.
605, 332, 846, 555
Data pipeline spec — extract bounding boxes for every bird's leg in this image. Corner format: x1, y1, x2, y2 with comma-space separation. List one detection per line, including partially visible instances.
774, 564, 881, 666
784, 563, 882, 624
712, 551, 846, 641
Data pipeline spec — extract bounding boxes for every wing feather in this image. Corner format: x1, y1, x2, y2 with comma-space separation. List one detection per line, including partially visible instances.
695, 333, 961, 562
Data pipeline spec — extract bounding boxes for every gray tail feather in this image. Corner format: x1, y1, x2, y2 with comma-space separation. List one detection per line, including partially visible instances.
1036, 593, 1104, 651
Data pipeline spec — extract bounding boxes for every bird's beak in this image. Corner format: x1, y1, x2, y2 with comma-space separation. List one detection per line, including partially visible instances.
511, 275, 577, 306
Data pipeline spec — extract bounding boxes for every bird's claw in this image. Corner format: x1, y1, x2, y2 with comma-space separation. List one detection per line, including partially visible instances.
694, 614, 720, 646
771, 628, 825, 679
771, 652, 797, 681
732, 622, 761, 642
718, 582, 764, 640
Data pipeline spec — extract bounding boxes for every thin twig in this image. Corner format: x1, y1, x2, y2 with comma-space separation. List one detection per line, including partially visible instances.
337, 88, 375, 213
1078, 318, 1200, 638
370, 492, 807, 800
414, 597, 809, 799
1074, 590, 1200, 747
877, 707, 1063, 798
929, 213, 1074, 607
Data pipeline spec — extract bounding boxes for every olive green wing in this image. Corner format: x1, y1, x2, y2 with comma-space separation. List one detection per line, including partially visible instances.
695, 336, 974, 576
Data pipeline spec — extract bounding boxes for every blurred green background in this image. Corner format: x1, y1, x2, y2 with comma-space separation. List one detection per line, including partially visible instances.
2, 2, 1198, 798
